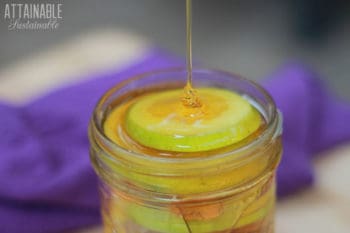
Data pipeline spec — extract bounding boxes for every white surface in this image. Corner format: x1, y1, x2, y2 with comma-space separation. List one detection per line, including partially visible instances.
276, 144, 350, 233
0, 29, 148, 103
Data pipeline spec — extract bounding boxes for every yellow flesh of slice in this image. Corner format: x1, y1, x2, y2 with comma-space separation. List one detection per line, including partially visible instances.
125, 87, 261, 152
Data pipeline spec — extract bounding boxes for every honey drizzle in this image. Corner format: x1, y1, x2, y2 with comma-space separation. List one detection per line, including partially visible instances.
183, 0, 202, 108
186, 0, 193, 87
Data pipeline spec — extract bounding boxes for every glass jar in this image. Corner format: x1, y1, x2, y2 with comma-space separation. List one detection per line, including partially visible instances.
89, 69, 282, 233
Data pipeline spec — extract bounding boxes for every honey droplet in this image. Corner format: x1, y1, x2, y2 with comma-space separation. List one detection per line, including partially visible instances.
182, 83, 202, 108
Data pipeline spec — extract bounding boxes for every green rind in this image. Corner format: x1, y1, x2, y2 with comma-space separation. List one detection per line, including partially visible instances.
125, 88, 261, 152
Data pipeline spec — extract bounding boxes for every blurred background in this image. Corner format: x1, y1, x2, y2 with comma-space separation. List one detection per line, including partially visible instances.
1, 1, 350, 233
0, 0, 349, 98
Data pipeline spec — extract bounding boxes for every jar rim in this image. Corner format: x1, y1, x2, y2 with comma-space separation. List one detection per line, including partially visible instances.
90, 68, 281, 167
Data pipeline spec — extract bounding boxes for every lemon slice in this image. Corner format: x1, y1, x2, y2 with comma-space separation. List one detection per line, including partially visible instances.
125, 87, 261, 152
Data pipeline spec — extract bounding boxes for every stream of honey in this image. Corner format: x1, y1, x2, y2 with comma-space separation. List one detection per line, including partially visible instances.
182, 0, 202, 108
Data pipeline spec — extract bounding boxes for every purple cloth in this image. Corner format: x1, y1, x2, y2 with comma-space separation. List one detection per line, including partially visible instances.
0, 49, 349, 233
263, 65, 350, 196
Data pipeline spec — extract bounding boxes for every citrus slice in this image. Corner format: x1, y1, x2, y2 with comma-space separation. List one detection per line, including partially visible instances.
125, 87, 261, 152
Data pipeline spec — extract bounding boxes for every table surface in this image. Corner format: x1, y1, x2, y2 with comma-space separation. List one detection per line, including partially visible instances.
1, 29, 349, 233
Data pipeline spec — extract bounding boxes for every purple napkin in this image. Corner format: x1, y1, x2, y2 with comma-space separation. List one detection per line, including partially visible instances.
0, 49, 349, 233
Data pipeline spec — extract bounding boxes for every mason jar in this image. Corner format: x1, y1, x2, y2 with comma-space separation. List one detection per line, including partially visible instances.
89, 69, 282, 233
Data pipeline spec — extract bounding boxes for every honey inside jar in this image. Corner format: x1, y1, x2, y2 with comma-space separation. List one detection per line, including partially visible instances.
95, 79, 281, 233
